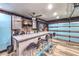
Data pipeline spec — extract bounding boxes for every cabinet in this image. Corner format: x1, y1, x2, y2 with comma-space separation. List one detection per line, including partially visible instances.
12, 15, 22, 29
13, 32, 49, 56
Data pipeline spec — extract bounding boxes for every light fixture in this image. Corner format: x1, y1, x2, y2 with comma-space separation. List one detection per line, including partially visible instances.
47, 4, 53, 10
53, 12, 58, 16
56, 16, 59, 19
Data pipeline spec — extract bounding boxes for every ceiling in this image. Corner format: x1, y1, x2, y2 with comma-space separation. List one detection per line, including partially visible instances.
0, 3, 79, 21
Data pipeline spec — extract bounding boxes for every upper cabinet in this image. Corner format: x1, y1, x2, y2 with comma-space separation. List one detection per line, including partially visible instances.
12, 15, 22, 29
22, 18, 32, 27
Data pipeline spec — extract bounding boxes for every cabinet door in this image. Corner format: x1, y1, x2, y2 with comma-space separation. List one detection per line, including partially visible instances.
12, 15, 22, 29
0, 13, 11, 51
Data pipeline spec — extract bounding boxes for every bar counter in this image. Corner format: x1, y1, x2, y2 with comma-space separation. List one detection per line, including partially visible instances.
13, 32, 49, 56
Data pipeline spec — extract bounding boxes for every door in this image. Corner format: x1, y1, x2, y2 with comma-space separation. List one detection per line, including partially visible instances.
48, 22, 70, 41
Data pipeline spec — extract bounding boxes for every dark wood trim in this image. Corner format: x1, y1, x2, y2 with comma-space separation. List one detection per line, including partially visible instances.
0, 8, 31, 20
49, 26, 79, 28
52, 39, 79, 44
51, 33, 79, 38
48, 16, 79, 24
0, 8, 48, 23
49, 30, 79, 33
56, 34, 79, 38
11, 15, 14, 52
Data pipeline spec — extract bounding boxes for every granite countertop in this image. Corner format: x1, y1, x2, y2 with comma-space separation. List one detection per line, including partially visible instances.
13, 32, 49, 42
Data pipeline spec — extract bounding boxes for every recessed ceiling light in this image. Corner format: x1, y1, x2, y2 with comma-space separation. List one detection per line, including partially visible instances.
53, 12, 58, 16
47, 4, 53, 10
56, 16, 59, 19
